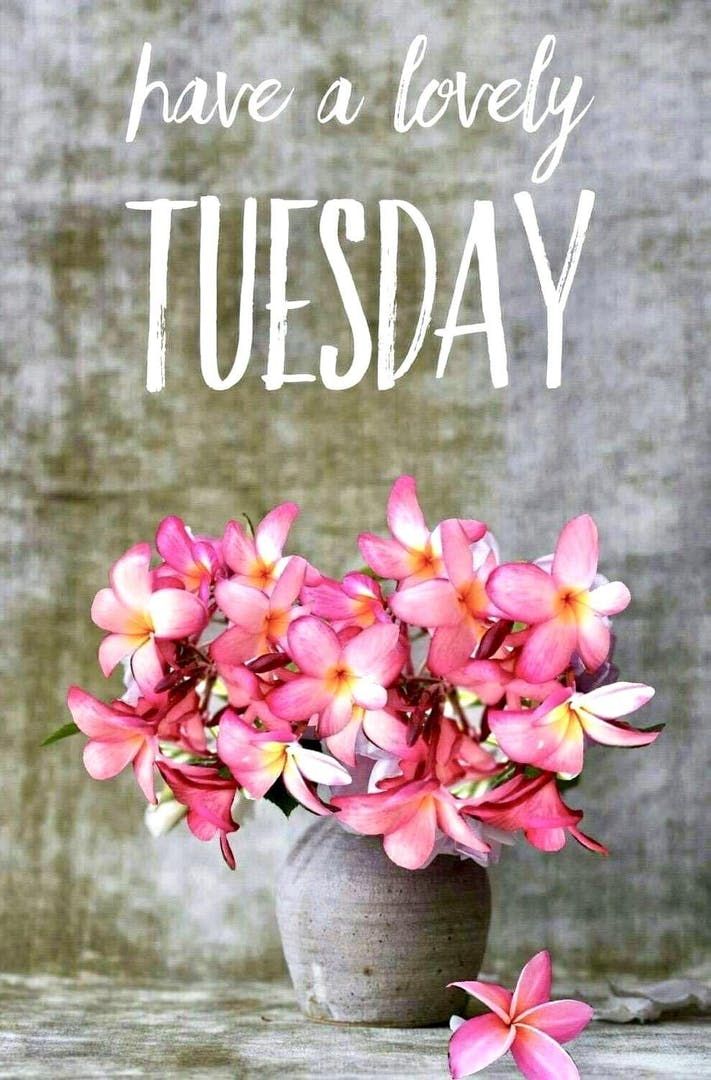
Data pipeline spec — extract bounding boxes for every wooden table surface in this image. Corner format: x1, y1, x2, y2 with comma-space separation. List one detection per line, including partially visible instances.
1, 975, 708, 1079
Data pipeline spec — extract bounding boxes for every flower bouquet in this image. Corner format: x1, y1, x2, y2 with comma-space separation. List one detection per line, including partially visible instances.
55, 476, 661, 1023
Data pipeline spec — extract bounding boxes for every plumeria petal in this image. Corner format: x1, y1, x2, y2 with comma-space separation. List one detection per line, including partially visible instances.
448, 981, 513, 1024
342, 572, 384, 602
148, 588, 207, 639
83, 736, 143, 780
390, 579, 460, 627
436, 799, 490, 854
449, 659, 512, 705
511, 950, 552, 1016
286, 616, 340, 675
91, 589, 147, 635
516, 1000, 594, 1044
269, 676, 331, 722
525, 826, 568, 852
517, 613, 578, 683
319, 693, 355, 737
290, 746, 351, 787
486, 564, 560, 624
270, 554, 307, 609
324, 712, 362, 767
186, 809, 218, 841
181, 784, 233, 835
568, 825, 608, 855
342, 621, 401, 681
216, 661, 262, 707
577, 711, 661, 748
219, 832, 236, 870
98, 633, 144, 677
67, 687, 123, 738
330, 789, 416, 836
130, 637, 166, 696
489, 705, 577, 773
282, 755, 331, 816
109, 543, 153, 610
306, 574, 380, 626
132, 740, 157, 803
217, 714, 286, 797
460, 519, 488, 543
222, 519, 255, 574
386, 475, 430, 549
255, 502, 299, 565
361, 708, 412, 757
440, 519, 476, 590
158, 763, 238, 854
155, 516, 194, 575
585, 580, 631, 616
449, 1014, 516, 1078
574, 610, 610, 673
428, 622, 480, 676
210, 624, 261, 666
381, 796, 437, 869
215, 580, 269, 629
539, 718, 585, 776
511, 1024, 580, 1080
578, 682, 655, 719
471, 774, 582, 838
551, 515, 598, 592
351, 678, 388, 711
358, 533, 417, 579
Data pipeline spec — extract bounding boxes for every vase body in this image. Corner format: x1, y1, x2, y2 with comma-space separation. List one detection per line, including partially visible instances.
276, 817, 491, 1026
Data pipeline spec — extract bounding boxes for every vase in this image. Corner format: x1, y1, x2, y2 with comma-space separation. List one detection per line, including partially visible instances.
275, 816, 491, 1026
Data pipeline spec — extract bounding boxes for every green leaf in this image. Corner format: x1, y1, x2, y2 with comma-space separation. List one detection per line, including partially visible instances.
41, 721, 80, 747
353, 565, 382, 581
264, 778, 299, 818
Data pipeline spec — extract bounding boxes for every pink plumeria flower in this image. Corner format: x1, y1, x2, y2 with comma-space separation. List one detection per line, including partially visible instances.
268, 617, 404, 737
303, 571, 388, 630
91, 543, 208, 696
217, 710, 351, 816
332, 776, 490, 870
157, 761, 239, 869
212, 555, 308, 665
488, 682, 658, 777
222, 502, 299, 591
67, 686, 159, 803
359, 475, 486, 585
448, 950, 593, 1079
470, 772, 607, 854
155, 515, 221, 602
487, 515, 631, 683
390, 520, 499, 675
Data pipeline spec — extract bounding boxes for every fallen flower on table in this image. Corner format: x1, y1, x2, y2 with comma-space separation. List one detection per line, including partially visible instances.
448, 950, 593, 1079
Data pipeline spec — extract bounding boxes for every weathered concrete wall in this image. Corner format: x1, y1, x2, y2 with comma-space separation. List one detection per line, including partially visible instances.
1, 0, 708, 978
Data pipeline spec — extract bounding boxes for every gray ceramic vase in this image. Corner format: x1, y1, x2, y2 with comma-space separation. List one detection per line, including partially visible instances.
276, 817, 491, 1026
